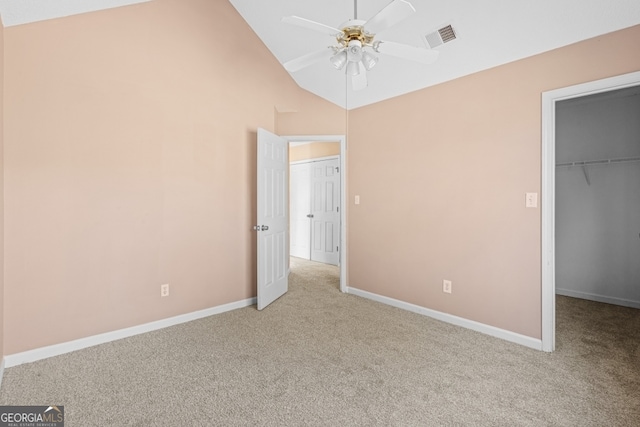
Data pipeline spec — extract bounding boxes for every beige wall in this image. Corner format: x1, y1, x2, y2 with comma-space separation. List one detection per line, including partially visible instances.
3, 0, 638, 356
290, 142, 340, 162
3, 0, 344, 354
347, 24, 640, 340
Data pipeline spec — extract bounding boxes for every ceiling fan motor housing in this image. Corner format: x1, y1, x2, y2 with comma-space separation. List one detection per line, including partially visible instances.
337, 20, 374, 48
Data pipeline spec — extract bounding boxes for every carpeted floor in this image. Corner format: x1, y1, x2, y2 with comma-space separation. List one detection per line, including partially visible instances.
1, 257, 639, 426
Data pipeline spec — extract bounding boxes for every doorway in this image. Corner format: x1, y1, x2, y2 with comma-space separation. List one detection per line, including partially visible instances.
541, 70, 640, 352
283, 135, 347, 293
290, 156, 341, 266
555, 86, 640, 306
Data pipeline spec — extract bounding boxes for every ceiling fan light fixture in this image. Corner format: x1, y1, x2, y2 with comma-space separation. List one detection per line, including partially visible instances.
330, 50, 348, 70
347, 39, 363, 62
346, 61, 360, 76
361, 50, 378, 71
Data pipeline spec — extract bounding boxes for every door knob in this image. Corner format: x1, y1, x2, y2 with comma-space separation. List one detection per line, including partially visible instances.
252, 225, 260, 231
306, 214, 314, 218
261, 225, 269, 231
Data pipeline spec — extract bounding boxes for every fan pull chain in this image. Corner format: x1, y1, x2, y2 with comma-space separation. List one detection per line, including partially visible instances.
354, 0, 358, 19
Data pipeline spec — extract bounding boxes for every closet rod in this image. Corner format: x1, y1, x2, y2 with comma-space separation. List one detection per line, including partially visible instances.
556, 156, 640, 168
556, 156, 640, 186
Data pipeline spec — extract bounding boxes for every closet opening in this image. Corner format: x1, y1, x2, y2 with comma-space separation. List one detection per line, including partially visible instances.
541, 71, 640, 352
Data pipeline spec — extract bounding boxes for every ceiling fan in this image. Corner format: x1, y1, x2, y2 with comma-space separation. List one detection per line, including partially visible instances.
281, 0, 439, 91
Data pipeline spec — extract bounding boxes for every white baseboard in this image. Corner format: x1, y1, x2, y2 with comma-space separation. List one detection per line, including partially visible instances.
347, 287, 543, 351
4, 297, 257, 368
557, 288, 640, 309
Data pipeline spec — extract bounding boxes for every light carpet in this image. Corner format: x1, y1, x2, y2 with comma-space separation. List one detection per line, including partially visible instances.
1, 257, 639, 426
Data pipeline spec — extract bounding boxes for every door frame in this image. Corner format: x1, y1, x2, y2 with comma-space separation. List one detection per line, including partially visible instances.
541, 70, 640, 352
284, 135, 347, 293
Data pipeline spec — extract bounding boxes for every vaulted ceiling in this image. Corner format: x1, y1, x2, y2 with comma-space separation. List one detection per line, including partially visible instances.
1, 0, 639, 109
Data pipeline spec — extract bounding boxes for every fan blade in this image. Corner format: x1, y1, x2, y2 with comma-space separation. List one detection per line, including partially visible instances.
282, 16, 343, 36
375, 41, 439, 64
351, 62, 368, 91
364, 0, 415, 34
283, 48, 333, 72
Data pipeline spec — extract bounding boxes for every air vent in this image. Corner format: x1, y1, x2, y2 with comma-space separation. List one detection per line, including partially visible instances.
439, 25, 457, 43
424, 24, 457, 49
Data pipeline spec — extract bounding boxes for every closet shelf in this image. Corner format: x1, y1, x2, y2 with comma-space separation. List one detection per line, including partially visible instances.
556, 156, 640, 186
556, 156, 640, 168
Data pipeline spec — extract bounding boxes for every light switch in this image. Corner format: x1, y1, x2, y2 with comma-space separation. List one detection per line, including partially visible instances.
526, 192, 538, 208
355, 195, 360, 205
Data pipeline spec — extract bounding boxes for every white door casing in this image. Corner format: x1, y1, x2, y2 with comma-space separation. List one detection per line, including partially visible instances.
283, 134, 347, 293
256, 128, 288, 310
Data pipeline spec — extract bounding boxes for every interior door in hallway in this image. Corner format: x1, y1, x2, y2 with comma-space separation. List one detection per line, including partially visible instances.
310, 158, 340, 265
256, 128, 288, 310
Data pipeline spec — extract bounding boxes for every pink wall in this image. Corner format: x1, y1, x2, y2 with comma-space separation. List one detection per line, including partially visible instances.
2, 0, 344, 355
347, 24, 640, 339
3, 0, 638, 356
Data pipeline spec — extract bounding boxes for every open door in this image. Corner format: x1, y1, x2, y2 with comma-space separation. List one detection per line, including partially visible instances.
255, 128, 289, 310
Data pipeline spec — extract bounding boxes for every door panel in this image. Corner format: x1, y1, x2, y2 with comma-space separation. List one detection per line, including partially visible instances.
257, 128, 288, 310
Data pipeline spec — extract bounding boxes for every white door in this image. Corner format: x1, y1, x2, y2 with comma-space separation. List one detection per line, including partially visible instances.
256, 128, 288, 310
290, 163, 311, 259
310, 159, 340, 265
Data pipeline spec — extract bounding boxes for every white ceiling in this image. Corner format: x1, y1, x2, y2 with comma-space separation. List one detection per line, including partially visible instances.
230, 0, 640, 109
1, 0, 639, 109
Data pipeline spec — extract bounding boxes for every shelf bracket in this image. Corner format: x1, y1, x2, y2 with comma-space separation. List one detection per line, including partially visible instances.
582, 165, 591, 186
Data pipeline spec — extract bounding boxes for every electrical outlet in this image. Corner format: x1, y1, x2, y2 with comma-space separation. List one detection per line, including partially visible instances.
443, 280, 452, 294
161, 284, 169, 297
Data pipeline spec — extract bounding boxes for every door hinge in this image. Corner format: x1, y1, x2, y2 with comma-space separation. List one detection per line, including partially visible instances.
337, 206, 339, 213
337, 246, 339, 252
